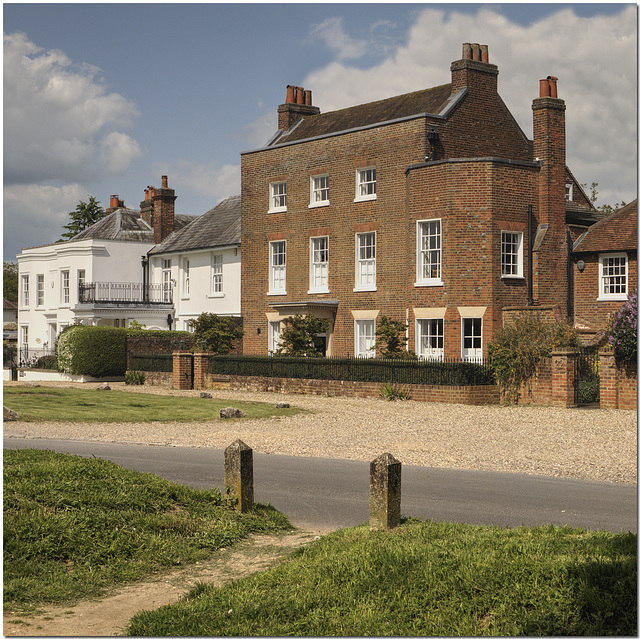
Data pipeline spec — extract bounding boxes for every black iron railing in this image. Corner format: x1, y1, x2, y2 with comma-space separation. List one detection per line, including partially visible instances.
207, 355, 495, 386
129, 353, 173, 372
79, 282, 171, 304
16, 348, 58, 369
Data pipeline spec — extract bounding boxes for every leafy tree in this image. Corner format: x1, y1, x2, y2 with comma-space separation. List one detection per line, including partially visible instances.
374, 315, 416, 359
188, 313, 244, 354
60, 196, 105, 241
3, 262, 18, 303
276, 313, 329, 357
606, 289, 637, 363
488, 314, 581, 404
580, 182, 626, 215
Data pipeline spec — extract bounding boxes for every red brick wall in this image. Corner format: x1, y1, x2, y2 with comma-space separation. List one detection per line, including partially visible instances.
600, 348, 638, 410
572, 252, 638, 332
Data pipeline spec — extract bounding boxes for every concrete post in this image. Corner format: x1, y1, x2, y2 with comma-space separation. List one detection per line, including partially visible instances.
369, 453, 401, 530
224, 439, 254, 512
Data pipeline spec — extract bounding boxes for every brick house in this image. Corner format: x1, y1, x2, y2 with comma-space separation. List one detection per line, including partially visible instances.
572, 199, 638, 341
240, 43, 601, 360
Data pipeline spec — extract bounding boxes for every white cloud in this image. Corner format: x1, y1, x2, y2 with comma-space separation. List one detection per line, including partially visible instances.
3, 31, 142, 185
156, 160, 241, 209
299, 6, 636, 206
4, 183, 89, 259
308, 17, 368, 60
99, 132, 143, 175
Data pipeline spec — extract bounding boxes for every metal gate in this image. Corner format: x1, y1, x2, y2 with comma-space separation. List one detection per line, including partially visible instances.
575, 349, 600, 406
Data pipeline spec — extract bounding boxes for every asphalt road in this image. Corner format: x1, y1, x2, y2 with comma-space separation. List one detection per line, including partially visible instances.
4, 437, 637, 533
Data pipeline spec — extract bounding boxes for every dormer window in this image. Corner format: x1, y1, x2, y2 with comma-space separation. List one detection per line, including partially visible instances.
565, 183, 573, 201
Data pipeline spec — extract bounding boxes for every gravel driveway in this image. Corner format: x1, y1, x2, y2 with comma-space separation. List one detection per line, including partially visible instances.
3, 381, 636, 485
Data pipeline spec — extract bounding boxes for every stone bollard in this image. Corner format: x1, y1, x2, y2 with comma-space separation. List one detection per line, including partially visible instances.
369, 453, 401, 531
224, 439, 254, 512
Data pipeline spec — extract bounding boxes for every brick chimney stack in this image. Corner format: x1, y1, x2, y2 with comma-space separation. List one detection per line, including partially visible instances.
106, 195, 124, 214
140, 186, 155, 226
450, 42, 498, 93
152, 175, 177, 245
532, 76, 568, 313
278, 85, 321, 131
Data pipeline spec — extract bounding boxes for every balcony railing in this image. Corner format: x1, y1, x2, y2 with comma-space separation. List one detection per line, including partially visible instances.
78, 282, 172, 305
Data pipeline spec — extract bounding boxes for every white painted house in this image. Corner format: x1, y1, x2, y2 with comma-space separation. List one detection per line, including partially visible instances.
148, 195, 242, 332
16, 177, 194, 358
17, 177, 242, 360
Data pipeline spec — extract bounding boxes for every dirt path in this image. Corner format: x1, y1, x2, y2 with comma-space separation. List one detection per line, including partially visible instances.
3, 529, 324, 637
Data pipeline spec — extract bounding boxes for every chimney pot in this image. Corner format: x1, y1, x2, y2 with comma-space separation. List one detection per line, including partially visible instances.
547, 76, 558, 98
539, 78, 551, 97
462, 43, 472, 60
479, 44, 489, 63
471, 43, 480, 61
161, 175, 168, 188
304, 89, 312, 106
296, 86, 305, 104
110, 195, 119, 208
286, 85, 295, 104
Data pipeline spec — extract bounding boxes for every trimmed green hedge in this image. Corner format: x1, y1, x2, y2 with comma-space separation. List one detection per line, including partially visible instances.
56, 326, 191, 377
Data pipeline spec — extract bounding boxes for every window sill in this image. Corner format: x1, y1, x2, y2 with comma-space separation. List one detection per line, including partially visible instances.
208, 293, 225, 299
268, 207, 287, 214
597, 295, 627, 302
353, 286, 377, 293
501, 275, 525, 281
308, 202, 329, 209
414, 281, 443, 288
267, 291, 287, 296
308, 289, 330, 295
354, 196, 377, 203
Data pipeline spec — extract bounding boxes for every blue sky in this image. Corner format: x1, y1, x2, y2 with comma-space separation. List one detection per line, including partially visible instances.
3, 3, 637, 261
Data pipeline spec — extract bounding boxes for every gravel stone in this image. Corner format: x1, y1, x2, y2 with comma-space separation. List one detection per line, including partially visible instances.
3, 381, 636, 485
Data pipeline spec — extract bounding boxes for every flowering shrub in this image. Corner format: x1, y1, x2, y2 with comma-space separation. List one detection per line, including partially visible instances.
607, 289, 637, 363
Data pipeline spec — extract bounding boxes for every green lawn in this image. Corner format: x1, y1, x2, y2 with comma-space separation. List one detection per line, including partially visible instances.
126, 522, 636, 636
3, 386, 303, 422
3, 448, 291, 611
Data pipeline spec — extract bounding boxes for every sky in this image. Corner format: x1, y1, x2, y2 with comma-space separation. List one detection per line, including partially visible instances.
3, 2, 637, 262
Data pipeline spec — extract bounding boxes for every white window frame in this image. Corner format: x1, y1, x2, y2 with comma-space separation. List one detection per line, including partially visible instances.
461, 317, 483, 362
309, 236, 329, 293
21, 275, 29, 308
162, 259, 172, 302
565, 183, 574, 201
416, 219, 442, 286
212, 254, 223, 295
355, 167, 377, 202
355, 319, 376, 358
501, 231, 524, 279
182, 259, 190, 298
36, 274, 45, 307
269, 240, 287, 295
355, 232, 376, 291
268, 320, 281, 354
269, 181, 287, 213
310, 175, 329, 208
599, 253, 628, 300
20, 325, 28, 349
416, 318, 444, 361
61, 270, 70, 305
77, 269, 86, 300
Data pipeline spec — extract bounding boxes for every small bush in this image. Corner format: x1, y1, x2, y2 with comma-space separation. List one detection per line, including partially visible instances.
35, 355, 58, 370
607, 289, 637, 362
379, 382, 412, 401
124, 370, 145, 385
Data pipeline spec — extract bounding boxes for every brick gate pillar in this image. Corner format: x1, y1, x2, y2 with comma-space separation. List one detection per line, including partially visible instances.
193, 352, 208, 390
172, 351, 193, 390
598, 347, 618, 409
551, 349, 577, 408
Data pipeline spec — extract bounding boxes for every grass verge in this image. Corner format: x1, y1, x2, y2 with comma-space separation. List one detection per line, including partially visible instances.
3, 448, 291, 611
3, 386, 303, 422
126, 521, 636, 636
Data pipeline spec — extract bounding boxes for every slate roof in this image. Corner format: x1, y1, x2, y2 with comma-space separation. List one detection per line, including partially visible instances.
565, 201, 607, 227
573, 200, 637, 253
72, 208, 195, 242
271, 84, 454, 146
4, 298, 18, 312
149, 195, 241, 255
